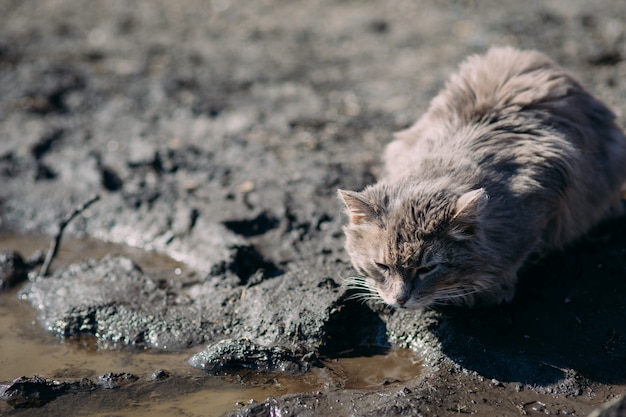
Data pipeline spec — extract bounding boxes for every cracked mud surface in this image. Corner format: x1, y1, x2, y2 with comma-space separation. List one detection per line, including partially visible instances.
1, 0, 626, 415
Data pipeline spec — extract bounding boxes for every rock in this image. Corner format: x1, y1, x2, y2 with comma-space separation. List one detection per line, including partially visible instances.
19, 253, 349, 353
0, 250, 29, 290
97, 373, 139, 389
21, 255, 208, 349
150, 369, 171, 381
188, 338, 314, 373
0, 376, 95, 409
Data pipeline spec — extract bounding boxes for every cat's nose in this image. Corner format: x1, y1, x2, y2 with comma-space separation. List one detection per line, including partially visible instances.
396, 296, 408, 306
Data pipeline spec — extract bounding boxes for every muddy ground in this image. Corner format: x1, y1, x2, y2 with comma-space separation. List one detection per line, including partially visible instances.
1, 0, 626, 415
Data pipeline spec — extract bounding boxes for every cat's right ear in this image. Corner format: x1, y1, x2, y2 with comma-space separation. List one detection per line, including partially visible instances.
452, 188, 488, 225
448, 189, 488, 240
338, 189, 376, 225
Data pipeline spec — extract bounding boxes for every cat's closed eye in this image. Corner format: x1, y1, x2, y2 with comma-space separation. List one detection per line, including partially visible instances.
414, 264, 439, 277
375, 262, 439, 276
375, 262, 390, 273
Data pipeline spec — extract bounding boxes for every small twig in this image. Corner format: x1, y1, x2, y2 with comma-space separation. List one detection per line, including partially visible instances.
538, 361, 568, 373
38, 194, 101, 277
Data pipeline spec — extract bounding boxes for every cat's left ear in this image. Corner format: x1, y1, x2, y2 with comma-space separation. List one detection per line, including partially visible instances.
338, 189, 376, 225
452, 188, 488, 225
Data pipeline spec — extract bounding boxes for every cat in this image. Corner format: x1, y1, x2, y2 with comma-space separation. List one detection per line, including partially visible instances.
339, 46, 626, 309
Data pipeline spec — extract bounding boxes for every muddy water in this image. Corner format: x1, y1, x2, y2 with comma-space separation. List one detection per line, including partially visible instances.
0, 233, 423, 416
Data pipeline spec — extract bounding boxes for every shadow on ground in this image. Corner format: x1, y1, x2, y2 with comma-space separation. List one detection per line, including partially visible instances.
434, 216, 626, 388
320, 294, 390, 358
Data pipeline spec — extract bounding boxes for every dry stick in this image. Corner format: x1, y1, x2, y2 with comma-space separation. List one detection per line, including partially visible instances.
38, 194, 101, 277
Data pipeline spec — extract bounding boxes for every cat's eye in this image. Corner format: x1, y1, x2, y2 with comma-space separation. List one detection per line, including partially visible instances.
415, 264, 438, 275
375, 262, 390, 273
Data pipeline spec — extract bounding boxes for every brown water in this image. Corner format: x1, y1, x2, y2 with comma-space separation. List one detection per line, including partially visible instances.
0, 233, 423, 416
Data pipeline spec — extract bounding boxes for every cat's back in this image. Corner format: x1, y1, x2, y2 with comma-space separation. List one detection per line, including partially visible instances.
386, 47, 584, 168
385, 47, 625, 178
428, 46, 570, 125
384, 46, 626, 246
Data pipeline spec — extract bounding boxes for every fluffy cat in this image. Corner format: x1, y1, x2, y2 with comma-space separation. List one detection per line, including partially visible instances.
339, 46, 626, 309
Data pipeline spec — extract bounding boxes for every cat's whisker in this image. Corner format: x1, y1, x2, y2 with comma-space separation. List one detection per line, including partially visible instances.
344, 285, 376, 293
343, 280, 372, 288
430, 280, 503, 305
345, 293, 384, 304
343, 284, 370, 290
345, 290, 376, 298
346, 297, 382, 303
341, 275, 385, 304
431, 287, 474, 302
342, 276, 367, 284
343, 276, 377, 291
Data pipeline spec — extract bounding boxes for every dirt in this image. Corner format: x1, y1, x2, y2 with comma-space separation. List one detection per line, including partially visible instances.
1, 0, 626, 416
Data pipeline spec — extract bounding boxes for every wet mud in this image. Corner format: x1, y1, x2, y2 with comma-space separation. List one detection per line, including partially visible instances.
0, 234, 423, 416
1, 0, 626, 416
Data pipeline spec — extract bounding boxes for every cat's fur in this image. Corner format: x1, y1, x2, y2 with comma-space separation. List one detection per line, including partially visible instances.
339, 46, 626, 309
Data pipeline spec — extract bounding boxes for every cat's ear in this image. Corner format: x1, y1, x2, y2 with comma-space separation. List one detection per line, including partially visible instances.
338, 189, 377, 225
452, 188, 488, 225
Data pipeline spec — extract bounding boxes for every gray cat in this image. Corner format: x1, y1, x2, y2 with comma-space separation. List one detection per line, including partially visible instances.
339, 46, 626, 309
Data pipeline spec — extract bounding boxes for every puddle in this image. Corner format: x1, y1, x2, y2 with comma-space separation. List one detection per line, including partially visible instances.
323, 347, 424, 390
0, 232, 423, 416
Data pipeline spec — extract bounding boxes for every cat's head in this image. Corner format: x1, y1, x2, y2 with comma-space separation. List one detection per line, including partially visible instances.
338, 183, 499, 309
